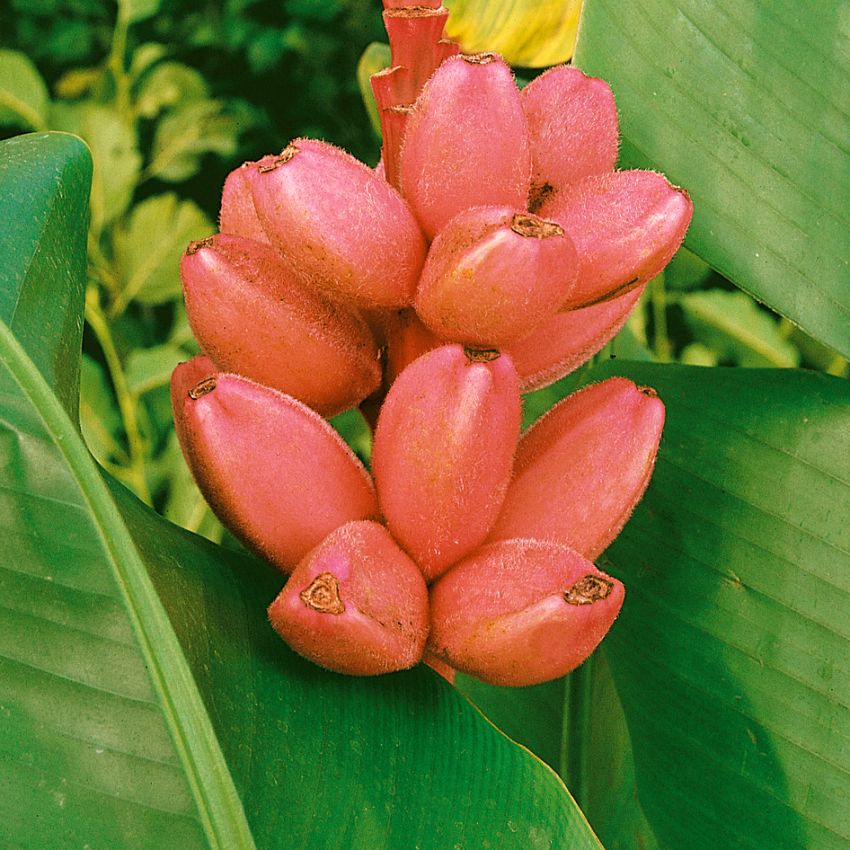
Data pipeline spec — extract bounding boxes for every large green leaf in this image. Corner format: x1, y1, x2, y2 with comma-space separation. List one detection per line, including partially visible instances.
0, 132, 90, 420
458, 358, 850, 849
0, 133, 603, 848
574, 0, 850, 357
0, 132, 254, 850
586, 360, 850, 849
456, 663, 662, 850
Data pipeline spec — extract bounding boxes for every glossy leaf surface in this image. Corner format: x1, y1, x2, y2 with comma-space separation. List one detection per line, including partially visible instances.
575, 0, 850, 356
591, 360, 850, 850
0, 132, 89, 418
458, 356, 850, 849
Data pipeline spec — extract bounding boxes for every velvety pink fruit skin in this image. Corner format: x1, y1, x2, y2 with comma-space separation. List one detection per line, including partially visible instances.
268, 521, 429, 676
399, 54, 531, 239
181, 234, 381, 417
540, 170, 693, 308
372, 344, 522, 582
383, 308, 442, 388
218, 162, 270, 243
248, 139, 426, 308
488, 377, 665, 559
521, 65, 619, 210
428, 539, 625, 686
170, 361, 379, 573
414, 206, 579, 347
506, 285, 645, 392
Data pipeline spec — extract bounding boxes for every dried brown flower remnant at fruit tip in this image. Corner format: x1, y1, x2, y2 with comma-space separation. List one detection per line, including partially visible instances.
463, 347, 501, 363
638, 385, 659, 398
564, 574, 614, 605
185, 236, 214, 256
300, 572, 345, 614
188, 376, 217, 399
510, 213, 564, 239
528, 181, 556, 214
258, 144, 300, 173
462, 52, 498, 65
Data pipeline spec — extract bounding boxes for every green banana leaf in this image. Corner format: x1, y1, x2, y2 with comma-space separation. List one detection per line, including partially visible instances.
595, 359, 850, 850
574, 0, 850, 358
0, 132, 604, 848
456, 357, 850, 850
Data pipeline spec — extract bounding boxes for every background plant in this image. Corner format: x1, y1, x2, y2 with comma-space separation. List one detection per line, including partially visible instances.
0, 1, 848, 848
0, 0, 384, 542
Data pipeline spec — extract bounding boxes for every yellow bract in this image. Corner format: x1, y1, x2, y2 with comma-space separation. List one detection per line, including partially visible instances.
443, 0, 582, 67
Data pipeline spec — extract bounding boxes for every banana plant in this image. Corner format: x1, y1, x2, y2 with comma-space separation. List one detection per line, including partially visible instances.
1, 0, 848, 847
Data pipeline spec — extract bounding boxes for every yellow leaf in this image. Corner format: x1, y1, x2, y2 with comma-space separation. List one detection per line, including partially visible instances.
443, 0, 582, 67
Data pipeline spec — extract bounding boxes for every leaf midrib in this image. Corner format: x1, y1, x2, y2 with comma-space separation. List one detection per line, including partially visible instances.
0, 316, 256, 850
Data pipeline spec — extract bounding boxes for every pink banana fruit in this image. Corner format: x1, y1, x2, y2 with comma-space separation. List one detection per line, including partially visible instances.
181, 233, 381, 417
399, 53, 531, 239
414, 206, 578, 347
171, 359, 379, 573
248, 139, 426, 309
372, 344, 521, 582
521, 65, 619, 212
506, 286, 645, 392
218, 161, 269, 243
268, 521, 429, 676
428, 538, 625, 686
541, 169, 693, 309
489, 377, 665, 559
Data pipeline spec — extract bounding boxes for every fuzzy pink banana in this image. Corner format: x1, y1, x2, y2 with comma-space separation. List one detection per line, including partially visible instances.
372, 344, 521, 582
414, 206, 578, 347
248, 139, 426, 308
428, 539, 625, 686
171, 359, 379, 572
399, 53, 531, 239
372, 2, 459, 187
488, 377, 665, 558
383, 308, 442, 388
541, 170, 693, 308
506, 286, 645, 392
522, 65, 619, 212
268, 521, 429, 676
181, 234, 381, 416
218, 162, 269, 243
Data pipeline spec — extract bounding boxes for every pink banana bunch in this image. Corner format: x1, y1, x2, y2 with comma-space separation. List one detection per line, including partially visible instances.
170, 1, 689, 685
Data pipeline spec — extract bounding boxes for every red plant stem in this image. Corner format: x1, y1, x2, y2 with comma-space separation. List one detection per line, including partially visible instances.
373, 2, 459, 189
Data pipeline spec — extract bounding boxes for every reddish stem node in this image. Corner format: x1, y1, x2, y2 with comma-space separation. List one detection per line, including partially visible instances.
373, 2, 459, 189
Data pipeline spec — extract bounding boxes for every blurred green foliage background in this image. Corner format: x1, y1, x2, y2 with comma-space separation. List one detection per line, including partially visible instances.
0, 0, 385, 543
1, 0, 846, 543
